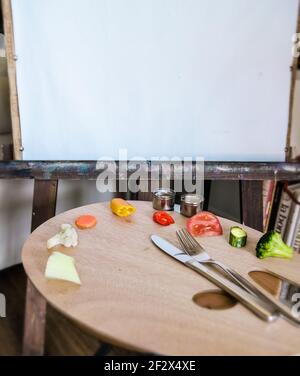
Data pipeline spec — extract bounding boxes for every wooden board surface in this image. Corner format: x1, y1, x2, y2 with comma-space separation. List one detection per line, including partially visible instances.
22, 201, 300, 355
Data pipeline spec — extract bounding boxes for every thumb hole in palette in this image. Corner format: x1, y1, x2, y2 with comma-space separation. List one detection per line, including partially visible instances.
193, 290, 237, 310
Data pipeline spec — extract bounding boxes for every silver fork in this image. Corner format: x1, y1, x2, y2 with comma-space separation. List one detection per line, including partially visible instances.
176, 228, 300, 325
176, 228, 254, 295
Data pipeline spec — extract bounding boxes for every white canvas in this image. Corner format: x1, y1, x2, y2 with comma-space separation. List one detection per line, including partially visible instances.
11, 0, 299, 161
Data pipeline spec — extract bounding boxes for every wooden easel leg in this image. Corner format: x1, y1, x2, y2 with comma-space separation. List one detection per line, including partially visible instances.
22, 179, 58, 356
22, 280, 47, 356
30, 180, 58, 232
240, 180, 263, 232
203, 180, 212, 211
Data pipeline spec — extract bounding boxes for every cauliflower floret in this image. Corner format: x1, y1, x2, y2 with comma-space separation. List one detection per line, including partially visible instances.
47, 224, 78, 249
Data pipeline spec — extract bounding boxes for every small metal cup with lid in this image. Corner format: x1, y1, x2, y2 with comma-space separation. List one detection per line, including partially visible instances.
152, 188, 175, 211
180, 194, 203, 217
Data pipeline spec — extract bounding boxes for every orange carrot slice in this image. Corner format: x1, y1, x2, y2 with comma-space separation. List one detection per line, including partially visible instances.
75, 215, 97, 229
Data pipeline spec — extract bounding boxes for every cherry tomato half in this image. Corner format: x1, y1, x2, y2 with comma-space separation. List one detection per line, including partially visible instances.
187, 211, 223, 237
153, 211, 175, 226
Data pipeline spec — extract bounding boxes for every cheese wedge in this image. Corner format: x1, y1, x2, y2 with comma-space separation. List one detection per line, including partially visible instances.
45, 252, 81, 285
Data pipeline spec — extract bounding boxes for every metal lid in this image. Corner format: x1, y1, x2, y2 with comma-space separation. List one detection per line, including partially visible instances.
181, 194, 203, 205
153, 188, 175, 198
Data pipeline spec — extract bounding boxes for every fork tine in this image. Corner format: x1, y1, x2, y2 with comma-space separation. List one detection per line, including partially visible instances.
182, 229, 205, 250
181, 229, 198, 247
179, 229, 196, 250
177, 229, 190, 249
176, 230, 188, 250
176, 230, 192, 253
177, 229, 201, 257
176, 232, 185, 250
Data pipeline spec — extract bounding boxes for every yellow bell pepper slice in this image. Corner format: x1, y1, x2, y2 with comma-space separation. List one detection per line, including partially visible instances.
110, 198, 136, 217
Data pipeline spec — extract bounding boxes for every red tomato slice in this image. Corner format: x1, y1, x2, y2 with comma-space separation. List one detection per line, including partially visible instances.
187, 211, 223, 237
153, 211, 175, 226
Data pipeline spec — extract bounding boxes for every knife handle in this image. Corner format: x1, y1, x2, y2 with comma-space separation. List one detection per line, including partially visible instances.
187, 260, 279, 322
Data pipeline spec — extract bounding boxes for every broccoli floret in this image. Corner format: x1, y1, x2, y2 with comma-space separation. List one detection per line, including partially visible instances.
256, 230, 293, 260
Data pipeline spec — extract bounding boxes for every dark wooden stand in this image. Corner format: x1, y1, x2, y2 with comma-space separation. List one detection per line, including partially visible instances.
1, 161, 299, 355
23, 180, 58, 355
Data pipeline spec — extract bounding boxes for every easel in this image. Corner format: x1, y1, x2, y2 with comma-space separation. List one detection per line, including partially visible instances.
1, 0, 300, 355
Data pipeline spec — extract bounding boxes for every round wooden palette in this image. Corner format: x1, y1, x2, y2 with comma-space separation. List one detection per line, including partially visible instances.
22, 201, 300, 355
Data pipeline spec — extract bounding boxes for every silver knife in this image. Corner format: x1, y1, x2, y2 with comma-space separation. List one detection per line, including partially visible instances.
151, 235, 279, 322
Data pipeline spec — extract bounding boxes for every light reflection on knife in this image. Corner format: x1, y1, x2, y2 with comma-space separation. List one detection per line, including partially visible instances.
151, 235, 279, 323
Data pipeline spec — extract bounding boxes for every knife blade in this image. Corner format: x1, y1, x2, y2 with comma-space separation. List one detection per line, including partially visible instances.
150, 235, 195, 264
151, 235, 279, 323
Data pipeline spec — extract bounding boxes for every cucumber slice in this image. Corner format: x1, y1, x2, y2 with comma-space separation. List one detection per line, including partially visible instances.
229, 226, 247, 248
